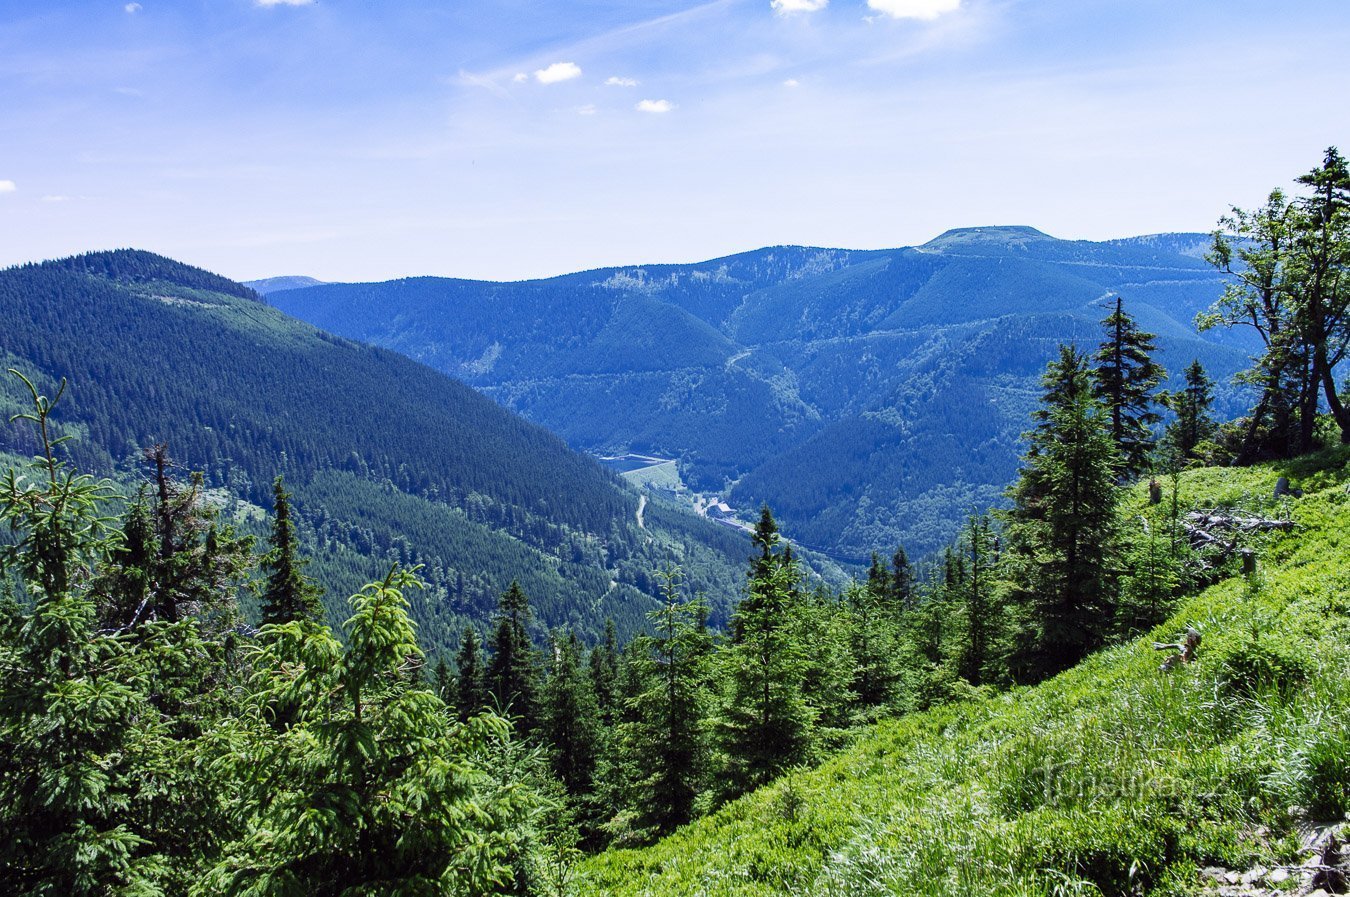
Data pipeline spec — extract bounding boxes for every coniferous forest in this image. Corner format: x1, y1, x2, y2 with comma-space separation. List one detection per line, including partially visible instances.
4, 151, 1350, 895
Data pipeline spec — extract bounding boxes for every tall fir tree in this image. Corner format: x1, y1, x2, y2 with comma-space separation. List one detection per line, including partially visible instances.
259, 476, 322, 625
1092, 295, 1166, 478
485, 580, 541, 735
541, 629, 602, 801
453, 625, 487, 721
1162, 359, 1217, 464
1004, 345, 1123, 682
615, 568, 713, 839
589, 618, 620, 726
954, 514, 999, 686
713, 530, 814, 800
889, 546, 914, 613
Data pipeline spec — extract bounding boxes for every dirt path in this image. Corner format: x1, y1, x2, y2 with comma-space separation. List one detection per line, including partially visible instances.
636, 494, 647, 529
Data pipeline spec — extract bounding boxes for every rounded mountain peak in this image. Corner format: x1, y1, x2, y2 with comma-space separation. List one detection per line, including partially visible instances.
920, 225, 1057, 250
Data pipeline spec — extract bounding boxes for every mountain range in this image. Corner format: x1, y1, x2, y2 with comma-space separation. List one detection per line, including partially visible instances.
0, 250, 773, 657
259, 226, 1253, 559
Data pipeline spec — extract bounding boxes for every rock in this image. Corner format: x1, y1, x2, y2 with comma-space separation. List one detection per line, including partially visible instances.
1267, 867, 1290, 884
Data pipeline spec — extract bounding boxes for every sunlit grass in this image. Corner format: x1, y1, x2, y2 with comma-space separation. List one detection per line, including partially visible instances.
580, 453, 1350, 896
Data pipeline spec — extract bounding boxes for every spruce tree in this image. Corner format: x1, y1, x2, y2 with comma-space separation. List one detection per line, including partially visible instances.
541, 629, 602, 800
1093, 295, 1166, 478
615, 569, 713, 838
485, 580, 541, 735
208, 567, 528, 893
259, 476, 322, 625
954, 514, 999, 686
1162, 359, 1217, 463
1004, 345, 1123, 682
453, 625, 487, 721
589, 618, 620, 726
889, 546, 914, 612
713, 536, 814, 800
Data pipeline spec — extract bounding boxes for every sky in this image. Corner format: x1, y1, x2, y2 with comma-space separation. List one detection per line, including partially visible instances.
1, 1, 1348, 283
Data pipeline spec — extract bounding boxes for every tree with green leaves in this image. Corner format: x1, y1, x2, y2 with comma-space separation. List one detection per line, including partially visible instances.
0, 372, 156, 894
1092, 295, 1165, 478
589, 618, 620, 726
611, 568, 713, 840
1161, 359, 1217, 464
1291, 146, 1350, 445
890, 546, 914, 612
1003, 345, 1123, 682
206, 567, 530, 895
541, 629, 602, 802
713, 530, 815, 800
954, 513, 1000, 687
259, 476, 322, 625
453, 624, 487, 721
485, 580, 541, 735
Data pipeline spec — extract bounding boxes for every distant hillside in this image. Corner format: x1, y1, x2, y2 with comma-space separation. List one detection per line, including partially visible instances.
246, 275, 325, 294
0, 250, 770, 656
271, 227, 1252, 559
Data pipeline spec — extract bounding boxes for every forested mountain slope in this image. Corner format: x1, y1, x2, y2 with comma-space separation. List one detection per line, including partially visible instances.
578, 448, 1350, 896
266, 227, 1254, 558
0, 250, 761, 654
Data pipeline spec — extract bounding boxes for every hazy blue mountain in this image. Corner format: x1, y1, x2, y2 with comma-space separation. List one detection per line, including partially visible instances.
0, 250, 777, 656
270, 227, 1252, 559
246, 275, 325, 294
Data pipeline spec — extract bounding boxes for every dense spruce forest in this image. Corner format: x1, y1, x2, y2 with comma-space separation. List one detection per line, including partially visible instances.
4, 149, 1350, 896
267, 225, 1260, 559
0, 250, 786, 655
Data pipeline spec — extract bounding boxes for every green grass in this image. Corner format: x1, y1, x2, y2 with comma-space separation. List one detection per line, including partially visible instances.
622, 460, 682, 491
579, 450, 1350, 896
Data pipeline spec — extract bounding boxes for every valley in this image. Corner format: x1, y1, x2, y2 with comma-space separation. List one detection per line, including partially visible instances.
260, 226, 1253, 559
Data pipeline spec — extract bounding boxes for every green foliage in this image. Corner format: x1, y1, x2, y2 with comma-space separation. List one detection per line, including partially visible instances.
1003, 345, 1123, 681
0, 251, 760, 655
485, 581, 542, 734
577, 449, 1350, 896
204, 567, 531, 896
1092, 295, 1166, 478
258, 477, 321, 624
271, 234, 1250, 560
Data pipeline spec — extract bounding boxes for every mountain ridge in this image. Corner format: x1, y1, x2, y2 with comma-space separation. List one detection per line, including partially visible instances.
267, 227, 1249, 558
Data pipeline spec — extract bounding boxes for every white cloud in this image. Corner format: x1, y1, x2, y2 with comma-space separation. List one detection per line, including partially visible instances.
866, 0, 960, 20
534, 62, 582, 84
0, 180, 16, 195
783, 78, 801, 88
124, 2, 141, 13
636, 99, 673, 113
255, 0, 313, 6
41, 195, 71, 202
771, 0, 828, 12
512, 72, 528, 83
578, 104, 597, 115
605, 76, 638, 87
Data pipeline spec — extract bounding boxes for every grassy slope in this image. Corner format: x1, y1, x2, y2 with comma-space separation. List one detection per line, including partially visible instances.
580, 450, 1350, 896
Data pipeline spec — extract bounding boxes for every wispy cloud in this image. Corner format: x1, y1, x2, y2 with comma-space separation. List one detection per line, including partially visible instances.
455, 70, 512, 98
772, 0, 828, 13
866, 0, 960, 20
783, 78, 801, 88
255, 0, 314, 6
513, 72, 528, 83
636, 99, 674, 113
578, 104, 598, 116
0, 181, 16, 195
535, 62, 582, 84
124, 2, 142, 13
605, 76, 638, 87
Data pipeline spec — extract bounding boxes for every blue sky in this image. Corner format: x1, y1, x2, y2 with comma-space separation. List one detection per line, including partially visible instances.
1, 1, 1347, 282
